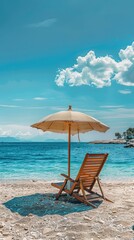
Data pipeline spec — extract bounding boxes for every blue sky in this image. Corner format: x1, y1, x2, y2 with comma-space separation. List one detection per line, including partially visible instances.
0, 0, 134, 141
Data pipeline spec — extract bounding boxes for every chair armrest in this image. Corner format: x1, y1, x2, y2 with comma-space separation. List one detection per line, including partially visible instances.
61, 173, 75, 182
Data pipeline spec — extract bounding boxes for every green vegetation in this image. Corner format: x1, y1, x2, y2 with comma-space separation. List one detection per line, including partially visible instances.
115, 128, 134, 140
115, 132, 122, 139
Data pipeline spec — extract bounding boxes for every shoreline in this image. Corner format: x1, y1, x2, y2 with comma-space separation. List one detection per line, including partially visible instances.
88, 140, 126, 144
0, 177, 134, 184
0, 177, 133, 184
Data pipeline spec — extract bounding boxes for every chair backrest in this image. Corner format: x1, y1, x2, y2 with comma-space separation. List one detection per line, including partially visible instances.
73, 153, 108, 191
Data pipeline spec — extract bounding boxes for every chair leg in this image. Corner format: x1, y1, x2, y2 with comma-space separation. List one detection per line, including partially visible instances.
80, 180, 88, 201
79, 179, 97, 208
95, 177, 113, 203
56, 179, 68, 200
96, 177, 104, 198
104, 197, 114, 203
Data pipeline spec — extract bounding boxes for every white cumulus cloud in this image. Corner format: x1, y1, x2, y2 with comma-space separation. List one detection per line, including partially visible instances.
0, 125, 43, 139
55, 42, 134, 88
119, 42, 134, 61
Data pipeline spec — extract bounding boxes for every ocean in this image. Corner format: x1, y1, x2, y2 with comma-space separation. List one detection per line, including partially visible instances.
0, 142, 133, 181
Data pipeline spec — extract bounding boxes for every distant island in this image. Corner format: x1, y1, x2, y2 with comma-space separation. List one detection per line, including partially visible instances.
0, 136, 66, 143
44, 139, 66, 142
115, 127, 134, 148
0, 137, 20, 142
89, 128, 134, 148
0, 128, 133, 147
114, 128, 134, 141
89, 139, 126, 144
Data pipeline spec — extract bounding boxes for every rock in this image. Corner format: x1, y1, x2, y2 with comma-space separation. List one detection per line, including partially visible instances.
0, 223, 4, 228
98, 220, 104, 224
2, 231, 9, 236
43, 227, 52, 234
124, 143, 134, 148
28, 213, 33, 217
56, 232, 63, 237
24, 227, 28, 231
31, 231, 39, 238
83, 216, 92, 221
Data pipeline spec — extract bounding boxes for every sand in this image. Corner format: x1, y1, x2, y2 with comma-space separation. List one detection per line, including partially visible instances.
0, 180, 134, 240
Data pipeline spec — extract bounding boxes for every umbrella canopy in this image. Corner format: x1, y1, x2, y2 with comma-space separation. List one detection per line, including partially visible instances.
31, 106, 109, 176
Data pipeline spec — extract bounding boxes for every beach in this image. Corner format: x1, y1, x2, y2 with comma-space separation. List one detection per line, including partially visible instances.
0, 180, 134, 240
0, 143, 134, 239
1, 1, 134, 239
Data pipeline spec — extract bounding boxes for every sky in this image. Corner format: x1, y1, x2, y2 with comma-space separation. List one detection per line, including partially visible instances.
0, 0, 134, 141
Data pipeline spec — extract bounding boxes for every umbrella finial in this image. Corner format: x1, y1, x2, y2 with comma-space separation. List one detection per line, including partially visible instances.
68, 105, 72, 111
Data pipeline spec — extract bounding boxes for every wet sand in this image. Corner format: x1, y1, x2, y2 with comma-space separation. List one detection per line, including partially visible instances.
0, 180, 134, 240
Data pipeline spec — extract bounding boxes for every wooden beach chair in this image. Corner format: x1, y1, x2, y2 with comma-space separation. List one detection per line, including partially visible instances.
51, 153, 112, 208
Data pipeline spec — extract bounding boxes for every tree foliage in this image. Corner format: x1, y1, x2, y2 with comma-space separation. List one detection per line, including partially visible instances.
115, 128, 134, 140
125, 128, 134, 139
115, 132, 122, 139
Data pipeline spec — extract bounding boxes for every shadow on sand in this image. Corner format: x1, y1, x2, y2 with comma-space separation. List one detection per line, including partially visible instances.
3, 193, 102, 216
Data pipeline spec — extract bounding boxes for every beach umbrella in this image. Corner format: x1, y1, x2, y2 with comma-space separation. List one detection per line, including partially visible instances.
31, 106, 109, 177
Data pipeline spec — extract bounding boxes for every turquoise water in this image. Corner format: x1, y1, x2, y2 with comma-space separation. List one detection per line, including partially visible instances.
0, 142, 133, 181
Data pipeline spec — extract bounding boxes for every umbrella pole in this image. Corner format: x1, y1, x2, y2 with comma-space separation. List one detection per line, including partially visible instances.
68, 124, 71, 177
